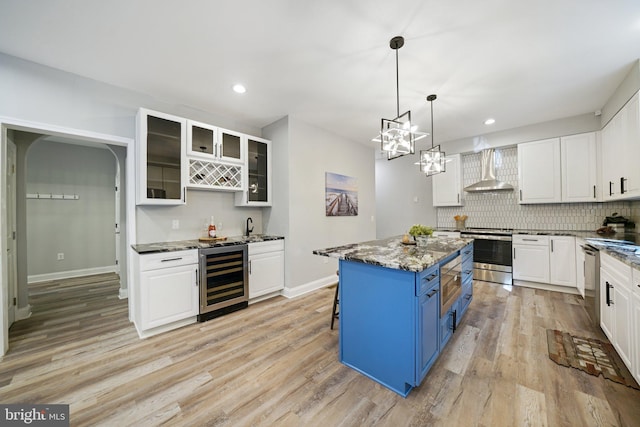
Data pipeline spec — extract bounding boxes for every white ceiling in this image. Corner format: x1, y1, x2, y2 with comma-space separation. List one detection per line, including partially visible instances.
1, 1, 640, 147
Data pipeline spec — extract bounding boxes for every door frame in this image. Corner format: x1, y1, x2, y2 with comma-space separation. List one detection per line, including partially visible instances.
0, 117, 136, 356
5, 139, 16, 327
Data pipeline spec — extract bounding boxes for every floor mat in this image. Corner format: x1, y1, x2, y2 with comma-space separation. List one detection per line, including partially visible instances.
546, 329, 639, 390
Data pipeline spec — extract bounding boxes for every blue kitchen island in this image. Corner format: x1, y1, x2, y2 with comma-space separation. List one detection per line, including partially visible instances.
313, 236, 474, 397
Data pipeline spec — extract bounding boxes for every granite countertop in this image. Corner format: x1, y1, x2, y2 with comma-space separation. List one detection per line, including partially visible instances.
131, 235, 284, 254
313, 236, 474, 272
583, 239, 640, 270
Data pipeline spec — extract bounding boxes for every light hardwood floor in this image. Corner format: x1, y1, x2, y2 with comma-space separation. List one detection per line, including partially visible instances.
1, 274, 639, 426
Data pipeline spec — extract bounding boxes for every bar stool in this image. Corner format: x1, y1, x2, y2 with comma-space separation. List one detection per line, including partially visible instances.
330, 271, 339, 329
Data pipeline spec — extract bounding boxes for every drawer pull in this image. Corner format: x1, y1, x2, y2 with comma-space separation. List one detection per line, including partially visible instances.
426, 289, 438, 298
161, 257, 183, 262
522, 238, 538, 242
424, 273, 438, 281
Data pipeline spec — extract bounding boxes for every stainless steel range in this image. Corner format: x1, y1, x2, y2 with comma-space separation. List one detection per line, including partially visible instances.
460, 228, 513, 285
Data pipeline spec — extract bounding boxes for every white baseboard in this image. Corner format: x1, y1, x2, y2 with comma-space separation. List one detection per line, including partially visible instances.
118, 288, 128, 300
15, 304, 32, 321
513, 280, 580, 295
281, 274, 338, 299
28, 265, 117, 284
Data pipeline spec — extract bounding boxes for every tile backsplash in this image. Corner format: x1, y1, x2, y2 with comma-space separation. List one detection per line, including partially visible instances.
437, 147, 640, 231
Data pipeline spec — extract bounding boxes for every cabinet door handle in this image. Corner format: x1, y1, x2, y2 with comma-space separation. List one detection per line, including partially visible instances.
426, 289, 438, 298
513, 248, 516, 259
551, 240, 554, 252
161, 257, 183, 262
593, 185, 596, 199
452, 310, 457, 333
425, 273, 438, 282
519, 189, 522, 201
606, 281, 612, 306
457, 193, 460, 203
621, 177, 627, 194
609, 181, 613, 196
249, 260, 252, 274
195, 268, 198, 286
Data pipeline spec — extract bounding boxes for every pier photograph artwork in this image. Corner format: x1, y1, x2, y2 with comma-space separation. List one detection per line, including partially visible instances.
325, 172, 358, 216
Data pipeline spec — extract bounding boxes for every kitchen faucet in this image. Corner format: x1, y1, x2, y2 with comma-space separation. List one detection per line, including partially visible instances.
245, 217, 254, 237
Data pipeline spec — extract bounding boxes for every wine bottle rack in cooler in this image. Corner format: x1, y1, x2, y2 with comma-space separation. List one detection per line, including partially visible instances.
199, 245, 248, 319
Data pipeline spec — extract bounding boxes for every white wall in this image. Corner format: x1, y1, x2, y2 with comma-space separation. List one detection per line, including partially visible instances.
601, 59, 640, 126
26, 140, 116, 276
375, 152, 438, 239
266, 116, 376, 293
136, 190, 264, 244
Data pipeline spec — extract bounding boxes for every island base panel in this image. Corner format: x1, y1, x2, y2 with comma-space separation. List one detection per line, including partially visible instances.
339, 260, 416, 396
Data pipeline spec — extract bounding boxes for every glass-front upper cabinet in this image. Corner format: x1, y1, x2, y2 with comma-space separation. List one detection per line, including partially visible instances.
187, 120, 243, 165
236, 136, 271, 206
136, 108, 187, 205
218, 128, 243, 164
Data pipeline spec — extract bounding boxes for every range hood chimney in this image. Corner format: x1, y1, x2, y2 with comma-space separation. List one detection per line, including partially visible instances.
463, 148, 514, 192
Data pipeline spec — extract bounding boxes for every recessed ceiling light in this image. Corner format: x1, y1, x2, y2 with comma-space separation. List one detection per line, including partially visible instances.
484, 118, 495, 125
233, 84, 246, 94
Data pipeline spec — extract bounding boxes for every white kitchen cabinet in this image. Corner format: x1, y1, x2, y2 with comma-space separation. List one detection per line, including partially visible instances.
187, 121, 244, 165
632, 268, 640, 384
186, 120, 245, 192
236, 136, 272, 206
601, 91, 640, 200
517, 138, 561, 204
248, 240, 284, 299
600, 252, 633, 368
134, 249, 199, 337
575, 239, 586, 298
136, 108, 187, 205
513, 235, 550, 283
432, 154, 462, 207
549, 236, 576, 287
561, 132, 599, 202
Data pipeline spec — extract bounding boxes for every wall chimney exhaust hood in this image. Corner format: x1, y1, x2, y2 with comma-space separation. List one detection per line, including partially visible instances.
463, 148, 514, 192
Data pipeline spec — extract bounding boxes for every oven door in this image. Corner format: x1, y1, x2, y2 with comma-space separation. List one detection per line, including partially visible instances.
470, 237, 512, 267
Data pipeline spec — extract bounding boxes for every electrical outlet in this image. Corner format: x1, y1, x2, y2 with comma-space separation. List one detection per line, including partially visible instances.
57, 253, 64, 260
172, 219, 179, 230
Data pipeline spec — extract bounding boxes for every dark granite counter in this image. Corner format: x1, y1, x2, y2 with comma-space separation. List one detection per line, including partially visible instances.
131, 235, 284, 254
313, 236, 473, 272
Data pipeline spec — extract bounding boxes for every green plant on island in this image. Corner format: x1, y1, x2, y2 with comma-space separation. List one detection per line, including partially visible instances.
408, 224, 433, 237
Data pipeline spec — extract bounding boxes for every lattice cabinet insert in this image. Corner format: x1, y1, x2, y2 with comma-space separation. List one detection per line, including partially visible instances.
188, 159, 243, 191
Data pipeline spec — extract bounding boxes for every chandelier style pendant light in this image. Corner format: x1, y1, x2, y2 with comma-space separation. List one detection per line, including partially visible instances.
420, 94, 446, 176
377, 36, 425, 160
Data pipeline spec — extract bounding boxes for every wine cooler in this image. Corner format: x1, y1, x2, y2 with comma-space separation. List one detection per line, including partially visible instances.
198, 244, 248, 322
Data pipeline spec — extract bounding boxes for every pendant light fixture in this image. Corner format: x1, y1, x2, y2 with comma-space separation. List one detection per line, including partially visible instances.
420, 94, 446, 176
375, 36, 425, 160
